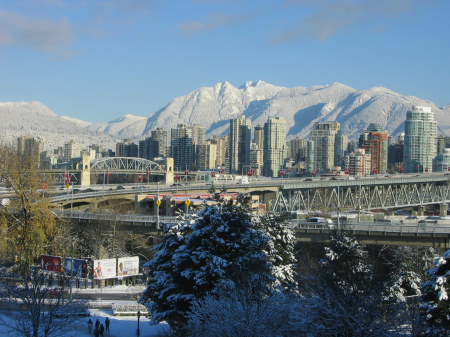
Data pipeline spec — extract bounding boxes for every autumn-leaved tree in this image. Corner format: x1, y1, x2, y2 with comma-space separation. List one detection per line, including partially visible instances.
0, 145, 58, 273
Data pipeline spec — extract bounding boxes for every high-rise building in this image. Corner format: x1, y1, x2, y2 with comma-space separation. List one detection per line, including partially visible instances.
250, 142, 264, 176
228, 116, 252, 174
191, 125, 206, 170
263, 116, 287, 177
209, 135, 228, 169
191, 124, 206, 146
334, 130, 347, 168
116, 139, 138, 157
254, 125, 264, 149
151, 128, 168, 158
345, 148, 371, 176
196, 141, 217, 170
309, 121, 340, 172
17, 136, 43, 166
432, 148, 450, 172
64, 140, 81, 162
360, 123, 388, 173
139, 128, 167, 160
171, 124, 193, 171
306, 140, 315, 173
288, 137, 307, 163
437, 134, 446, 154
403, 106, 437, 173
388, 134, 404, 170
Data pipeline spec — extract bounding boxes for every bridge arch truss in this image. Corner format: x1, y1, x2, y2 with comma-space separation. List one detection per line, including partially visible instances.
90, 157, 164, 174
273, 180, 450, 214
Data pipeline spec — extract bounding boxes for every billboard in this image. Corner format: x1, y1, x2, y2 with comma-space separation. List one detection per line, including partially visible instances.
117, 256, 139, 277
40, 255, 62, 273
64, 258, 87, 278
93, 258, 116, 279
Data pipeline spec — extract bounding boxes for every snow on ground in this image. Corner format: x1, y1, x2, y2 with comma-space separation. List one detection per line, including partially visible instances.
0, 310, 170, 337
0, 285, 171, 337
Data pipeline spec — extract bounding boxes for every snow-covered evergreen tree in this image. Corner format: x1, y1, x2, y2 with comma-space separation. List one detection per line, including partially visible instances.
139, 194, 296, 330
293, 232, 404, 336
419, 249, 450, 336
382, 246, 422, 302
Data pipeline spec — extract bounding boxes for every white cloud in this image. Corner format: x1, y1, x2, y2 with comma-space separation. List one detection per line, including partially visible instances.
0, 10, 75, 55
178, 12, 250, 36
273, 0, 417, 44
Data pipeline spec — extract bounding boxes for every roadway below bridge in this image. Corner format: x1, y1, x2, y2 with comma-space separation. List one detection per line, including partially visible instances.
58, 211, 450, 249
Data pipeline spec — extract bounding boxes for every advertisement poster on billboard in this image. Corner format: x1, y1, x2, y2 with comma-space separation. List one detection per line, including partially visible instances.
93, 259, 116, 279
64, 258, 87, 278
40, 255, 62, 273
117, 256, 139, 277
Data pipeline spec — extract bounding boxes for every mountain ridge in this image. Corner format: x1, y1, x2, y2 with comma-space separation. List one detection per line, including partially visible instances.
1, 81, 448, 151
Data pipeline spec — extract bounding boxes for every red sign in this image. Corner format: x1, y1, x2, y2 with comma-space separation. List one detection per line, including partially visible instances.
41, 255, 62, 273
425, 167, 429, 173
138, 174, 142, 181
279, 170, 285, 176
311, 171, 316, 176
211, 172, 216, 177
400, 167, 404, 173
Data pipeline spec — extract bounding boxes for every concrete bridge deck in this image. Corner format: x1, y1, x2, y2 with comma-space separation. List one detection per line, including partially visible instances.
58, 211, 450, 249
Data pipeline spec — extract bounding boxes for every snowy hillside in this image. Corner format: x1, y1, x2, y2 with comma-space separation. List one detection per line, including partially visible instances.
141, 81, 449, 139
0, 82, 448, 151
0, 101, 118, 150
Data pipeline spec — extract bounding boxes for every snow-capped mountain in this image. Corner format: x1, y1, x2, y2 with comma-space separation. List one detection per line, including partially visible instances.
0, 101, 118, 150
0, 82, 448, 151
140, 81, 449, 139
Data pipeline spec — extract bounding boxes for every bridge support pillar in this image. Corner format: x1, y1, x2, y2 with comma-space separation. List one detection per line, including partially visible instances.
440, 204, 448, 217
165, 158, 174, 186
417, 206, 425, 216
80, 154, 91, 187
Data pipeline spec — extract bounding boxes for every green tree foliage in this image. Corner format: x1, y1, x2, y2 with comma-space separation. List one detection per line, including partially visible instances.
139, 194, 296, 330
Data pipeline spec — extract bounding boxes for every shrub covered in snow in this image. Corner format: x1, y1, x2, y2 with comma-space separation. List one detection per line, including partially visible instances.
419, 249, 450, 336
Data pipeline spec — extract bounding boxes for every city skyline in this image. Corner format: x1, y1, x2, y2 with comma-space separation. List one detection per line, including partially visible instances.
0, 0, 448, 124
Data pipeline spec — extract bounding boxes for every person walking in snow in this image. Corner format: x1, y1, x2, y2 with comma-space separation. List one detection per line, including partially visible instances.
99, 323, 105, 336
95, 318, 100, 330
87, 318, 93, 333
105, 317, 110, 332
94, 326, 100, 337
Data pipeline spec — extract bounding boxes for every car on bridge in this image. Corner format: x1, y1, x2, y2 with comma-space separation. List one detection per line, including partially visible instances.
307, 217, 332, 224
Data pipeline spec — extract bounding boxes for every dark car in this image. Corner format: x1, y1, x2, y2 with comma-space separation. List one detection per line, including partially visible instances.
116, 185, 125, 190
303, 178, 313, 181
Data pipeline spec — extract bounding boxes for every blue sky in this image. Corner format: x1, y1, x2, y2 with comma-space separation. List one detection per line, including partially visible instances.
0, 0, 448, 123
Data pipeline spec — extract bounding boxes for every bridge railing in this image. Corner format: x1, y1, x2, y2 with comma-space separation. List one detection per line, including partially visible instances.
289, 220, 450, 235
55, 211, 179, 224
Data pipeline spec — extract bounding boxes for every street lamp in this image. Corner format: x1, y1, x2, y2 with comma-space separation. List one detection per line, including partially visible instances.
69, 240, 75, 300
137, 310, 141, 336
156, 181, 160, 230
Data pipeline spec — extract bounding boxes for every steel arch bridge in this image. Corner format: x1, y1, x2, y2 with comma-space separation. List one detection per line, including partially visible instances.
90, 157, 164, 174
272, 177, 450, 214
